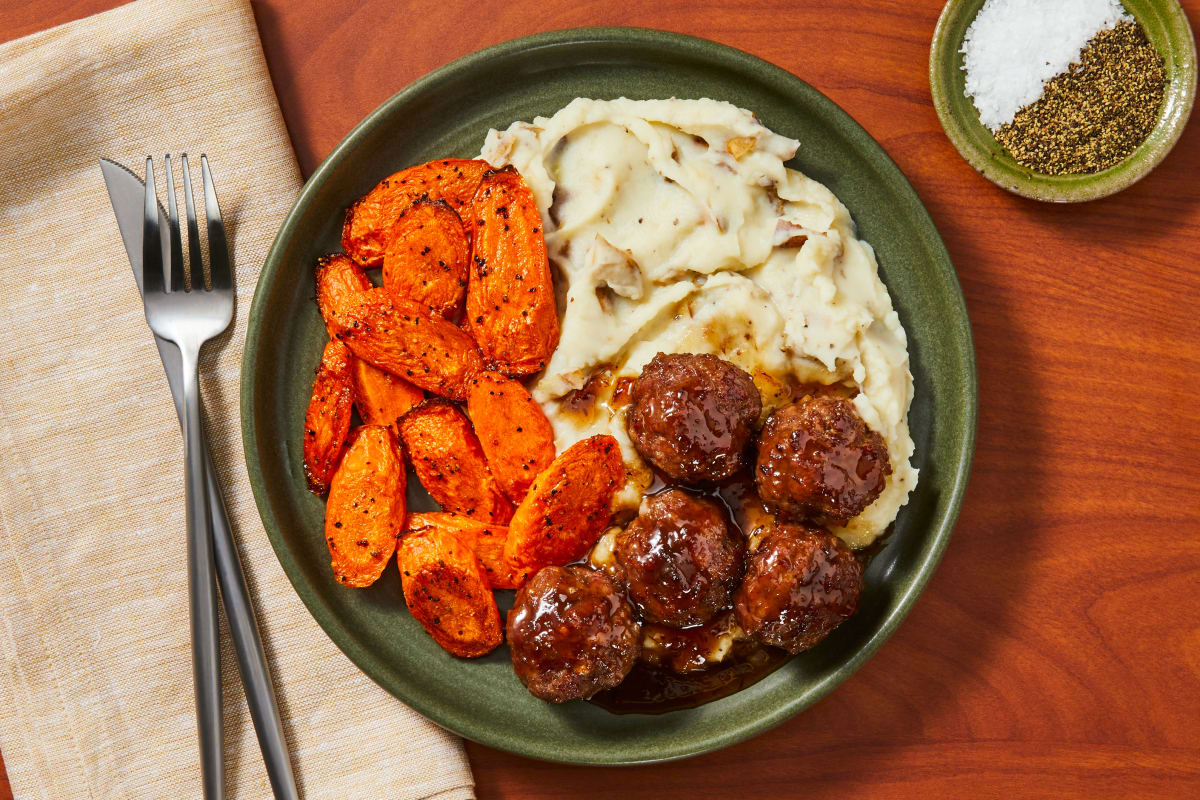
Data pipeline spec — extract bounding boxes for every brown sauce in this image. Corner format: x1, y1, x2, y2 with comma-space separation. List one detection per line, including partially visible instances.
610, 376, 636, 408
591, 646, 789, 713
561, 364, 852, 429
584, 465, 891, 713
560, 368, 614, 418
585, 473, 788, 714
559, 370, 881, 714
781, 376, 856, 406
639, 613, 741, 673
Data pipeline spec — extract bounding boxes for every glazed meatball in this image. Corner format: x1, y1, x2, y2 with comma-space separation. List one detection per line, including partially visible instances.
626, 353, 762, 484
733, 523, 863, 654
614, 489, 745, 627
507, 565, 640, 703
755, 395, 891, 523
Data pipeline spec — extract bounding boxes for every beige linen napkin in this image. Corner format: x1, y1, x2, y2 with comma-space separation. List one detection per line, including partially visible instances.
0, 1, 475, 798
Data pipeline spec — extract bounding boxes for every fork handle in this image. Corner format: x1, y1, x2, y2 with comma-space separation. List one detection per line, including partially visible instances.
181, 355, 224, 800
204, 440, 299, 800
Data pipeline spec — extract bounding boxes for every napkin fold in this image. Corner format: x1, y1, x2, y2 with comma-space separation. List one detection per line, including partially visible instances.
0, 1, 475, 797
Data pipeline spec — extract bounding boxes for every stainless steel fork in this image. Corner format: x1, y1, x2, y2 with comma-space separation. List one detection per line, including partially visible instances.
142, 154, 234, 800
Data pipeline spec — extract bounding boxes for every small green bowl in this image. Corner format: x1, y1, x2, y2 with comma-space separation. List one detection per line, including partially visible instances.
930, 0, 1196, 202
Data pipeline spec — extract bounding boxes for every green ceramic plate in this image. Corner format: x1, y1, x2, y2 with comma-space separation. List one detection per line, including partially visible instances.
930, 0, 1196, 202
242, 27, 977, 764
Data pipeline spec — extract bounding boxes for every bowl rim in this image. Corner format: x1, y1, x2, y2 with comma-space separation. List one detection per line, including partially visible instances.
241, 25, 979, 764
929, 0, 1197, 203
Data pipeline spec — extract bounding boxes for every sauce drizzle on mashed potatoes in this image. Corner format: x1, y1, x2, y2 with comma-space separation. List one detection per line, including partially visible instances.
481, 98, 916, 548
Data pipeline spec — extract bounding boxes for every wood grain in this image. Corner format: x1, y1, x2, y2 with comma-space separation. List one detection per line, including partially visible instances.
2, 1, 1199, 798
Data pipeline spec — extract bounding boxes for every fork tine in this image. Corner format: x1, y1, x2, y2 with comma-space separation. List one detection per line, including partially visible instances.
142, 157, 164, 296
201, 155, 232, 292
180, 154, 204, 291
163, 155, 186, 294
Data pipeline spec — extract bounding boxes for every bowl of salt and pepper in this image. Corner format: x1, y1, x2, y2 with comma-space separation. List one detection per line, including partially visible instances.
930, 0, 1196, 201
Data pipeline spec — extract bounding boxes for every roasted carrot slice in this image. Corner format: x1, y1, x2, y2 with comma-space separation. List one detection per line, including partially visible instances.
397, 527, 502, 658
466, 166, 560, 376
342, 158, 490, 267
351, 357, 424, 435
337, 288, 483, 402
325, 425, 406, 587
504, 435, 625, 572
466, 370, 556, 503
382, 197, 470, 318
398, 400, 514, 524
315, 253, 372, 337
302, 340, 356, 495
404, 512, 527, 590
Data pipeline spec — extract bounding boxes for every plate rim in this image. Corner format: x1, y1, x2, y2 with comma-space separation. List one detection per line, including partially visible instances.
241, 25, 978, 764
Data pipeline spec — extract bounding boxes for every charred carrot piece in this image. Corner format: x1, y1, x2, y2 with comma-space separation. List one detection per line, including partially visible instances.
337, 288, 483, 402
398, 527, 503, 658
465, 166, 559, 376
398, 400, 514, 524
504, 435, 625, 572
466, 370, 555, 503
315, 253, 372, 337
351, 357, 424, 435
325, 425, 406, 587
382, 197, 470, 318
302, 339, 355, 495
404, 512, 527, 589
342, 158, 489, 267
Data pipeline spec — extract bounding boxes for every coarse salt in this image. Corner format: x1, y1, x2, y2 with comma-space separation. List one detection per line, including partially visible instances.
961, 0, 1131, 130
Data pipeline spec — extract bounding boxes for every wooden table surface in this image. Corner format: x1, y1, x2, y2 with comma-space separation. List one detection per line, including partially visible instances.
3, 0, 1199, 797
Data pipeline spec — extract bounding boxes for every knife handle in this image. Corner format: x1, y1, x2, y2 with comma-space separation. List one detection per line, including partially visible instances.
203, 432, 299, 800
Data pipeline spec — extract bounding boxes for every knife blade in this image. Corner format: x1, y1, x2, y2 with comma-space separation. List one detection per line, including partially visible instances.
101, 159, 299, 800
100, 159, 186, 419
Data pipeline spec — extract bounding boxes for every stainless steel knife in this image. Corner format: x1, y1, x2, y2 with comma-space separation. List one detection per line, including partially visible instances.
100, 159, 299, 800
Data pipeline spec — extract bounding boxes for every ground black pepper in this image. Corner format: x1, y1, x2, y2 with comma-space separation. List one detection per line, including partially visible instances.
995, 20, 1166, 175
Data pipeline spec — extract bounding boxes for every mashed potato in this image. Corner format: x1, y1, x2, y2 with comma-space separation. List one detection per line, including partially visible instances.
480, 98, 916, 548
